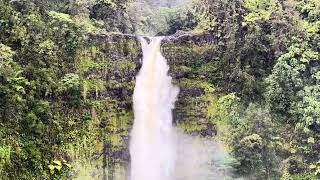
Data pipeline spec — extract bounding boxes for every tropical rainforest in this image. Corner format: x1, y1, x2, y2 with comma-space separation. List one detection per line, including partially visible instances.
0, 0, 319, 179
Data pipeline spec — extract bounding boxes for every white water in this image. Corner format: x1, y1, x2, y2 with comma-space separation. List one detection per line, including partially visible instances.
129, 37, 235, 180
130, 37, 179, 180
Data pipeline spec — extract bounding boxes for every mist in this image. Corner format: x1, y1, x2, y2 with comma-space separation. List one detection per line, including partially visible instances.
126, 0, 196, 36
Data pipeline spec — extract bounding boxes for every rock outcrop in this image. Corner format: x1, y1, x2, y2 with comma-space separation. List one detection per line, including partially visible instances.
83, 31, 218, 177
86, 31, 218, 135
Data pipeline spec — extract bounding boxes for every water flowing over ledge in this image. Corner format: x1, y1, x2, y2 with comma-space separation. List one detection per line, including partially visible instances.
129, 37, 234, 180
130, 37, 179, 180
87, 31, 217, 45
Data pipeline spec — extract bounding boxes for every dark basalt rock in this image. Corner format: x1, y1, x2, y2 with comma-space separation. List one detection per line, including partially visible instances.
200, 123, 218, 137
162, 30, 216, 45
173, 114, 207, 122
180, 87, 204, 97
99, 118, 108, 128
115, 148, 130, 161
100, 88, 131, 100
170, 71, 188, 79
108, 137, 130, 161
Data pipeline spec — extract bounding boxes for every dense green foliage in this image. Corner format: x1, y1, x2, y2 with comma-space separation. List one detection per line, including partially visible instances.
0, 0, 319, 179
0, 0, 139, 179
193, 0, 320, 179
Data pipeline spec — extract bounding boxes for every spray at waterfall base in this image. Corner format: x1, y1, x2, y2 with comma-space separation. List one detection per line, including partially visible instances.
129, 37, 234, 180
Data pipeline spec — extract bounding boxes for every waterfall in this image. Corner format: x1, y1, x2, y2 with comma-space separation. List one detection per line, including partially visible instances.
129, 37, 179, 180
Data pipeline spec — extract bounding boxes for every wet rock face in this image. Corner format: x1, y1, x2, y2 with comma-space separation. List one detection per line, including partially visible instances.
162, 30, 217, 45
86, 32, 217, 132
84, 32, 218, 176
200, 123, 218, 137
99, 118, 108, 128
87, 31, 217, 70
180, 87, 204, 97
100, 88, 132, 102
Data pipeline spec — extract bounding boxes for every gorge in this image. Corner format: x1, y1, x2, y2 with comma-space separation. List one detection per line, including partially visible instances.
0, 0, 319, 179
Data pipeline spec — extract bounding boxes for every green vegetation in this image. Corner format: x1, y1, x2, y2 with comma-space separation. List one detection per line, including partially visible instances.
164, 0, 319, 178
0, 0, 319, 179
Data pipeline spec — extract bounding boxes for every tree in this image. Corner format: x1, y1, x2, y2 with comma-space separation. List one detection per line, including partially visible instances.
229, 104, 280, 179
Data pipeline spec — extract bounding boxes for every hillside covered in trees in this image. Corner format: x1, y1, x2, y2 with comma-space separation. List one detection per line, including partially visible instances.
0, 0, 319, 179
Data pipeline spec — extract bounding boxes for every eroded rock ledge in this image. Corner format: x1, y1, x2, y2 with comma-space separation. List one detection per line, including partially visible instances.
162, 31, 216, 45
86, 30, 218, 137
87, 31, 216, 45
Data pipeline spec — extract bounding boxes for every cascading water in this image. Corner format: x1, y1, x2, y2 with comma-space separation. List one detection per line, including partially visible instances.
129, 37, 179, 180
129, 37, 235, 180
